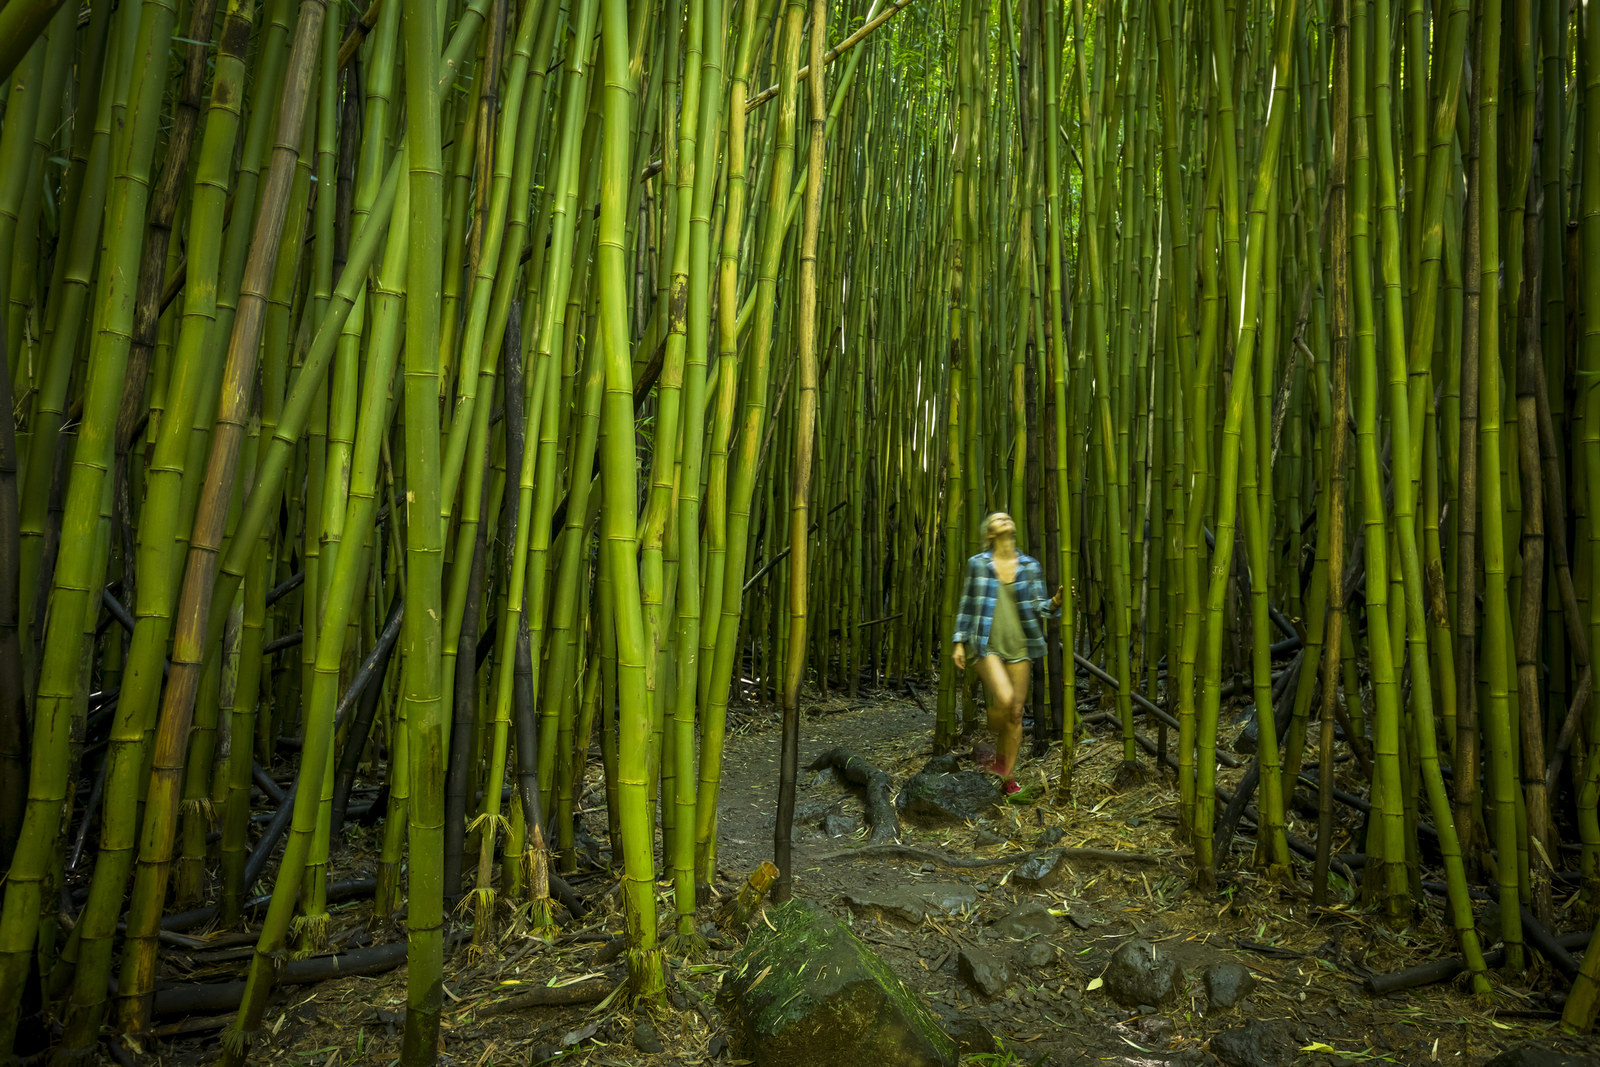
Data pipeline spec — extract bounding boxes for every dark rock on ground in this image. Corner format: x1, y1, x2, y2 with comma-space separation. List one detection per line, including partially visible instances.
957, 945, 1010, 998
707, 1034, 728, 1058
896, 769, 1000, 823
1232, 716, 1259, 754
1014, 940, 1055, 969
821, 812, 861, 837
989, 901, 1057, 940
632, 1021, 665, 1054
842, 883, 977, 923
1136, 1015, 1174, 1042
721, 900, 956, 1067
932, 1010, 996, 1055
973, 827, 1006, 848
923, 752, 960, 775
1036, 826, 1065, 847
1203, 961, 1257, 1011
1102, 939, 1184, 1008
1209, 1019, 1294, 1067
1484, 1047, 1600, 1067
1013, 850, 1062, 883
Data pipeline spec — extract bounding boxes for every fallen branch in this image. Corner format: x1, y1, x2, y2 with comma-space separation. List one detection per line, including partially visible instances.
806, 747, 899, 844
1363, 930, 1592, 996
470, 977, 617, 1018
816, 842, 1163, 869
152, 940, 411, 1016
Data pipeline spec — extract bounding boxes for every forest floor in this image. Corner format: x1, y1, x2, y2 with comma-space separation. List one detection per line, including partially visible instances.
153, 676, 1600, 1067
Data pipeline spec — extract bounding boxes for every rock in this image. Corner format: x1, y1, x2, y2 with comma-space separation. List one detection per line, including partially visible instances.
896, 770, 1000, 823
1232, 716, 1259, 754
842, 883, 978, 923
1036, 826, 1065, 847
1102, 939, 1184, 1008
924, 752, 961, 775
990, 902, 1057, 940
1125, 816, 1144, 828
707, 1034, 729, 1058
1203, 962, 1257, 1011
1483, 1048, 1600, 1067
1066, 907, 1098, 930
1136, 1015, 1174, 1042
1014, 940, 1055, 969
721, 900, 956, 1067
957, 945, 1010, 998
932, 1010, 995, 1055
633, 1021, 665, 1054
1013, 850, 1062, 883
821, 813, 861, 838
1210, 1020, 1293, 1067
973, 828, 1006, 848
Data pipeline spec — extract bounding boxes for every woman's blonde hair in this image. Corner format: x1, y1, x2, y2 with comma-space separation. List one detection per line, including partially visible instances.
981, 512, 1012, 550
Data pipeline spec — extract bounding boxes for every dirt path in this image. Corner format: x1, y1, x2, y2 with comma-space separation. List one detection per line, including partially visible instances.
180, 681, 1597, 1067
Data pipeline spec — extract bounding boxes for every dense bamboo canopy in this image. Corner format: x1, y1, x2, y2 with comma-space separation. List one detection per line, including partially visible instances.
2, 0, 1600, 1059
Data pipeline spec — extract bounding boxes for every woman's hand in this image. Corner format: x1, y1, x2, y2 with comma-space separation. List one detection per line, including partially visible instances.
952, 644, 967, 671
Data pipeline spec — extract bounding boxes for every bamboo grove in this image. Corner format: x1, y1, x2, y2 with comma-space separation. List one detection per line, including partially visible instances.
3, 0, 1600, 1059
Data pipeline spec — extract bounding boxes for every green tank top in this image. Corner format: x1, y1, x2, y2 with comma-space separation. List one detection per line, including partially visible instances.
987, 579, 1029, 662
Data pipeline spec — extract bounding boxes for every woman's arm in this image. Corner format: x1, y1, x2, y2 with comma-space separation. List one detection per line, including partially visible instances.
1029, 559, 1062, 619
951, 556, 981, 644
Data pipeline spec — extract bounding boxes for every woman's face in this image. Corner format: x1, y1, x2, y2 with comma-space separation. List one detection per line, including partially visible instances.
987, 513, 1015, 541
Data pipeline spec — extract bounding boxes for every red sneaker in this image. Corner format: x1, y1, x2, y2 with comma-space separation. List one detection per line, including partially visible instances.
1002, 779, 1022, 796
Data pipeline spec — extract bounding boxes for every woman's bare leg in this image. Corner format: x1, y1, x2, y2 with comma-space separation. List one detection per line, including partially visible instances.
998, 659, 1032, 778
974, 654, 1014, 770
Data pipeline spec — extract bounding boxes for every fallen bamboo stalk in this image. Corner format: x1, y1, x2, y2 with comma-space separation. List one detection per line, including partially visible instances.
470, 977, 616, 1018
806, 747, 899, 844
1364, 931, 1591, 996
817, 842, 1164, 869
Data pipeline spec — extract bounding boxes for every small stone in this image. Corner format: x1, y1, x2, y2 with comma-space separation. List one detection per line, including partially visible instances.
668, 990, 689, 1010
973, 828, 1006, 848
958, 945, 1011, 998
1137, 1004, 1158, 1015
1067, 909, 1097, 931
1209, 1020, 1294, 1067
1232, 716, 1259, 754
632, 1021, 665, 1054
1126, 816, 1144, 828
933, 1010, 996, 1054
1015, 940, 1055, 969
707, 1034, 728, 1058
990, 901, 1057, 940
1137, 1015, 1174, 1041
1203, 962, 1258, 1011
1036, 826, 1065, 847
1102, 939, 1184, 1008
821, 813, 860, 837
701, 921, 721, 940
1013, 850, 1062, 883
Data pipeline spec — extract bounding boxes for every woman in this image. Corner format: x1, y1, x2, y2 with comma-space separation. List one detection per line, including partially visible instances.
951, 512, 1062, 793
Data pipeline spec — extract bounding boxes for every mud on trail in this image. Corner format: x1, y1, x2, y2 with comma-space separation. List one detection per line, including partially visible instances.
162, 683, 1595, 1067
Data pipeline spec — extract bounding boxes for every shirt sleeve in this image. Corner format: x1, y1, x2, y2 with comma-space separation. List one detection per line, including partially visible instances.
952, 556, 980, 644
1029, 560, 1061, 620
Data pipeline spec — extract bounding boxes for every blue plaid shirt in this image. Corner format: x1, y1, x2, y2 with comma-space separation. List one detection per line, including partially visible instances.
952, 550, 1059, 660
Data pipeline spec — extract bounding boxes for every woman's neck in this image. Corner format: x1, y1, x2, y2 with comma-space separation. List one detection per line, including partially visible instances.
991, 536, 1018, 560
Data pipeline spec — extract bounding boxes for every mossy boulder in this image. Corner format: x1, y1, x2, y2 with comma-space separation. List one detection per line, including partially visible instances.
720, 900, 956, 1067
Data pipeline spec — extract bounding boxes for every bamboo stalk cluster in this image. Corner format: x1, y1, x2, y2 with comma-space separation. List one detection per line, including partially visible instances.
3, 0, 1600, 1058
